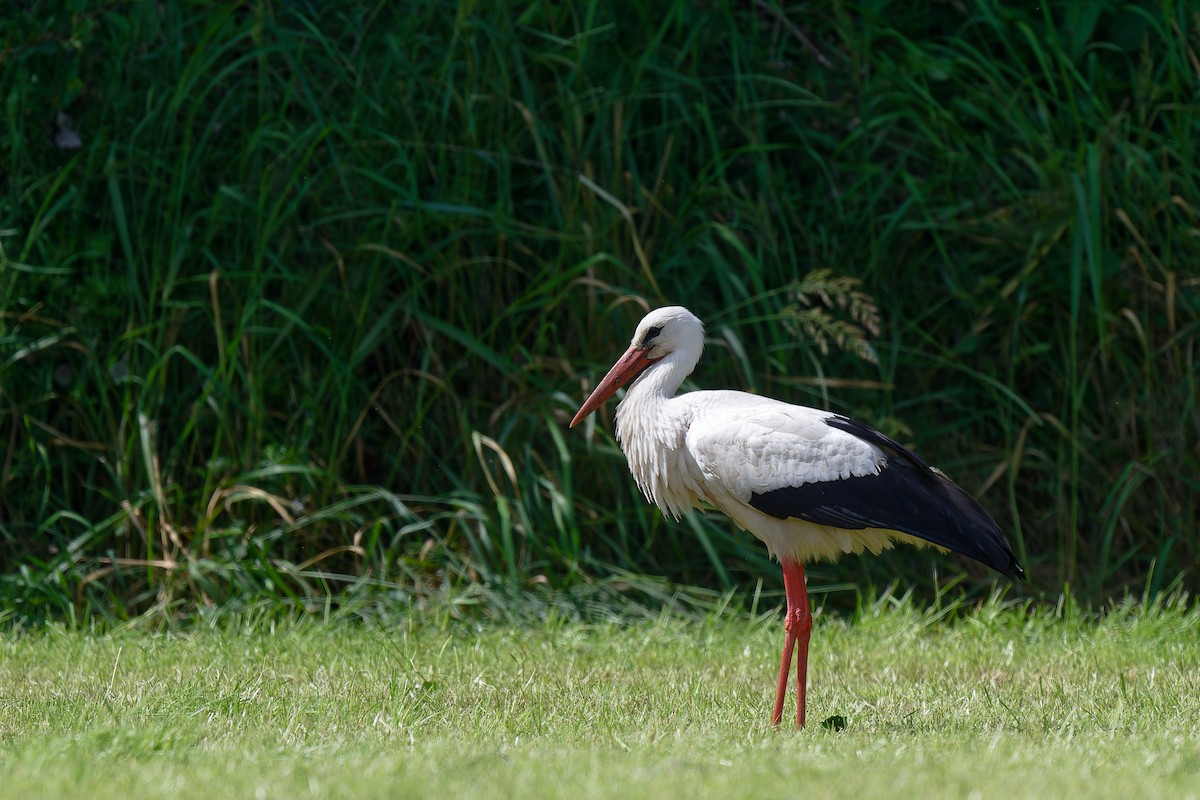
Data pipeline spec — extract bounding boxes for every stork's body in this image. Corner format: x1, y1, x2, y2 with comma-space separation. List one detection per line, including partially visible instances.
570, 306, 1023, 728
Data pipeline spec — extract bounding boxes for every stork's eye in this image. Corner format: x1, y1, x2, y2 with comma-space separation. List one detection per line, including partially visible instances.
642, 325, 663, 346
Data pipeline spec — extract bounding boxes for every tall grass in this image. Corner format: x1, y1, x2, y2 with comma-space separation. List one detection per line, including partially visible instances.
1, 1, 1196, 621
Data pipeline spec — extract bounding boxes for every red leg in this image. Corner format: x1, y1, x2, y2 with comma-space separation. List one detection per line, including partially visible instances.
771, 558, 812, 729
771, 612, 794, 727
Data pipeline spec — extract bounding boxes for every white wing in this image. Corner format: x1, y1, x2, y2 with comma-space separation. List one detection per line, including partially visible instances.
681, 390, 885, 503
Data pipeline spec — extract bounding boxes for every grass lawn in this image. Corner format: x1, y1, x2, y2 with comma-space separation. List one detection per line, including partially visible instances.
1, 599, 1198, 799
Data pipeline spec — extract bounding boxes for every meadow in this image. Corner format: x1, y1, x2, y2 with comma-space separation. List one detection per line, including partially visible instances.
2, 598, 1199, 799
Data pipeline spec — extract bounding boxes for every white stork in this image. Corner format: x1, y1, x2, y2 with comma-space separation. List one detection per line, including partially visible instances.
570, 306, 1024, 729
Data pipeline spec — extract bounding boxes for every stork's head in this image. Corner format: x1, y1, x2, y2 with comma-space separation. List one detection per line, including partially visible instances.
629, 306, 704, 361
570, 306, 704, 428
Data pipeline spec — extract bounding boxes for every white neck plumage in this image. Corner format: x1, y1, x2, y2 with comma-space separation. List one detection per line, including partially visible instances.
614, 347, 702, 519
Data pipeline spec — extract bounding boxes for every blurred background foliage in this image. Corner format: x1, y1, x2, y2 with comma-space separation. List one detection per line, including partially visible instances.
1, 0, 1197, 623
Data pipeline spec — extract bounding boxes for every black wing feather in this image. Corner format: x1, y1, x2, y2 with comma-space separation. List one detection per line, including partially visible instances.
749, 415, 1024, 580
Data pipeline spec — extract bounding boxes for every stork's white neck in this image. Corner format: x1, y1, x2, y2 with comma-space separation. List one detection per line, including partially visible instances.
633, 350, 692, 398
616, 341, 700, 424
613, 345, 702, 519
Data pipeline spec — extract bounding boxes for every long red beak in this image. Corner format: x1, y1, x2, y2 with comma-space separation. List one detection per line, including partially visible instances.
570, 346, 659, 428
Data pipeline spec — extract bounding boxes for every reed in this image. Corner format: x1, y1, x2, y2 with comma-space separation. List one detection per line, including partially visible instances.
1, 1, 1196, 620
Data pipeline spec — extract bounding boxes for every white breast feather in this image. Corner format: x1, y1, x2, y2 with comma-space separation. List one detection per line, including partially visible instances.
616, 398, 701, 520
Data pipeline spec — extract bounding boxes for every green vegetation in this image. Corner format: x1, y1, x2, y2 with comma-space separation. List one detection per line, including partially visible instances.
2, 0, 1198, 621
2, 599, 1198, 798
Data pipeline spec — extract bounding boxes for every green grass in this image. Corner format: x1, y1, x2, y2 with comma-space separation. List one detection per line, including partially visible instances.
2, 599, 1199, 798
1, 0, 1198, 619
